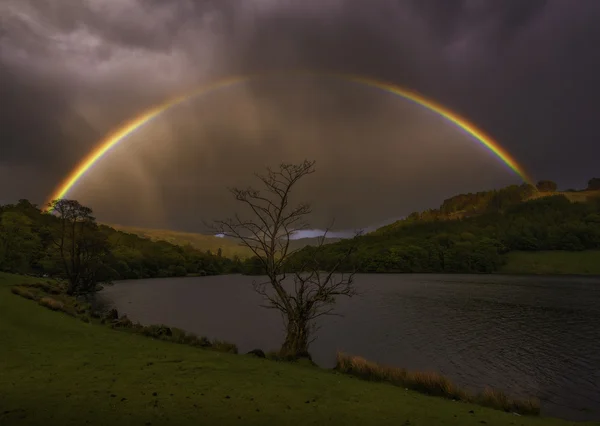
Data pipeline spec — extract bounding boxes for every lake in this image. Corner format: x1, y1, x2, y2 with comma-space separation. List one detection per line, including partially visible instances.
97, 273, 600, 421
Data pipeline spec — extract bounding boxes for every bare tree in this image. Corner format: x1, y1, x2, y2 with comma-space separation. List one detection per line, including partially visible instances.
48, 199, 111, 296
212, 160, 358, 358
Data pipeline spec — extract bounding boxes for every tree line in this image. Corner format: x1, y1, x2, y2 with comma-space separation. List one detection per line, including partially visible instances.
289, 189, 600, 274
0, 199, 249, 290
2, 161, 359, 359
3, 170, 599, 357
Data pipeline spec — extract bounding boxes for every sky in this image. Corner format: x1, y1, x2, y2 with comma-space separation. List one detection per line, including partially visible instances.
1, 0, 599, 233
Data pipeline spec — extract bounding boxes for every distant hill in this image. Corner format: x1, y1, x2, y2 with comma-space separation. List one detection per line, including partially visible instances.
109, 225, 252, 258
374, 184, 600, 235
293, 183, 600, 275
109, 225, 342, 259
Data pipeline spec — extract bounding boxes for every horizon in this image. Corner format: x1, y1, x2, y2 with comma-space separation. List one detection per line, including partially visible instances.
2, 1, 599, 231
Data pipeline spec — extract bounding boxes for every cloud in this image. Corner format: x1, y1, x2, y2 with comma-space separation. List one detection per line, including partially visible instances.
1, 0, 599, 231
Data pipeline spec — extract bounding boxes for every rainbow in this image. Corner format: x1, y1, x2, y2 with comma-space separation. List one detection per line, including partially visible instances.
46, 71, 533, 209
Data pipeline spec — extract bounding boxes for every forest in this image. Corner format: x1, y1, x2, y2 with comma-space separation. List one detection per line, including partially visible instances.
0, 199, 244, 282
290, 182, 600, 274
2, 179, 599, 282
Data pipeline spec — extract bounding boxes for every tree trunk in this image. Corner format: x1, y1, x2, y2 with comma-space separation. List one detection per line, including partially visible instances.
280, 316, 310, 359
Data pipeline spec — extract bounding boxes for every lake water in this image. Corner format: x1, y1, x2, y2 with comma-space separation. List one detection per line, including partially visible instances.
97, 274, 600, 421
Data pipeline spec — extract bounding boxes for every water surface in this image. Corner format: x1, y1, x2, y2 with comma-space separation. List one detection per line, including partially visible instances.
98, 274, 600, 421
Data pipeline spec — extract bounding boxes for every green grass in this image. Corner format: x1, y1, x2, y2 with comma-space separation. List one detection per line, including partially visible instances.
1, 273, 597, 425
501, 251, 600, 275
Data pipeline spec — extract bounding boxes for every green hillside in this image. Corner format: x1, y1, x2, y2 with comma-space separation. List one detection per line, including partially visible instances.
375, 185, 600, 234
292, 185, 600, 275
0, 200, 238, 280
2, 272, 590, 426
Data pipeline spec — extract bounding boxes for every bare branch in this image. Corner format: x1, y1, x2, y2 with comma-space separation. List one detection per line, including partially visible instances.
209, 160, 359, 357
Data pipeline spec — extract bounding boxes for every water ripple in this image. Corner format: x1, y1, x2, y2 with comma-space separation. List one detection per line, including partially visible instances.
98, 273, 600, 422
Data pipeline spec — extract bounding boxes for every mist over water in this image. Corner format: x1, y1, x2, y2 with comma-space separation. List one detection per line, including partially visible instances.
98, 273, 600, 422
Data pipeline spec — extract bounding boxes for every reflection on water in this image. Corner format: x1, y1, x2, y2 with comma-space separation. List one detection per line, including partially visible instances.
97, 274, 600, 421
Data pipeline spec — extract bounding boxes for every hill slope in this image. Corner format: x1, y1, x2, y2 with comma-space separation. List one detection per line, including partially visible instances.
295, 188, 600, 275
110, 225, 341, 258
375, 185, 600, 235
1, 272, 588, 426
109, 225, 253, 258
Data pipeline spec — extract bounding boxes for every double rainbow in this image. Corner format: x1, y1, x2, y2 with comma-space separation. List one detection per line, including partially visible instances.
46, 71, 533, 208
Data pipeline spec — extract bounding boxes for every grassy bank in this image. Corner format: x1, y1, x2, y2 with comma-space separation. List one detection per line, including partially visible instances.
336, 353, 539, 415
500, 251, 600, 275
1, 273, 597, 426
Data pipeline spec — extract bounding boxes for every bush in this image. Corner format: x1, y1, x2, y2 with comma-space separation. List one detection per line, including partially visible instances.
170, 328, 212, 347
104, 309, 119, 321
113, 315, 133, 328
247, 349, 266, 358
588, 178, 600, 191
535, 180, 557, 192
140, 324, 173, 338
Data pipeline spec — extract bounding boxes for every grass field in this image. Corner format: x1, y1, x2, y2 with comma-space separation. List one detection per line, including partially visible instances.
2, 273, 597, 425
501, 251, 600, 275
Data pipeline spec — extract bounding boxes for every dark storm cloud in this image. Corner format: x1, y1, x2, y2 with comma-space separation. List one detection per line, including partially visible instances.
227, 0, 600, 187
1, 0, 599, 229
410, 0, 550, 42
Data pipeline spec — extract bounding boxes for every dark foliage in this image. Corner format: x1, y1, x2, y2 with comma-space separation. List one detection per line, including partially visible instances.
588, 177, 600, 191
288, 191, 600, 274
536, 180, 558, 192
0, 200, 241, 279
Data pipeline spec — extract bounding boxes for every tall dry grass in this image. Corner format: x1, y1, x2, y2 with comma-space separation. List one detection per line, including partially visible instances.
11, 286, 36, 300
38, 297, 65, 311
335, 352, 540, 416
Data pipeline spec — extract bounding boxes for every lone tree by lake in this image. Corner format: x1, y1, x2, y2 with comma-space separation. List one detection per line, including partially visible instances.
212, 160, 358, 358
47, 199, 112, 296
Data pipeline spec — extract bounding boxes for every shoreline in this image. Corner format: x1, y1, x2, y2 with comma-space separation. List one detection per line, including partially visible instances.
3, 272, 599, 424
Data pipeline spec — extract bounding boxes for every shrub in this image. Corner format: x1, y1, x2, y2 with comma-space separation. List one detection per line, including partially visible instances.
246, 349, 266, 358
38, 297, 65, 311
535, 180, 557, 192
113, 315, 133, 328
195, 335, 212, 347
104, 309, 119, 321
170, 328, 212, 347
140, 324, 173, 338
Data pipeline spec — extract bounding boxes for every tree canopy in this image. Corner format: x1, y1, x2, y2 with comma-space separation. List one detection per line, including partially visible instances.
0, 200, 242, 281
